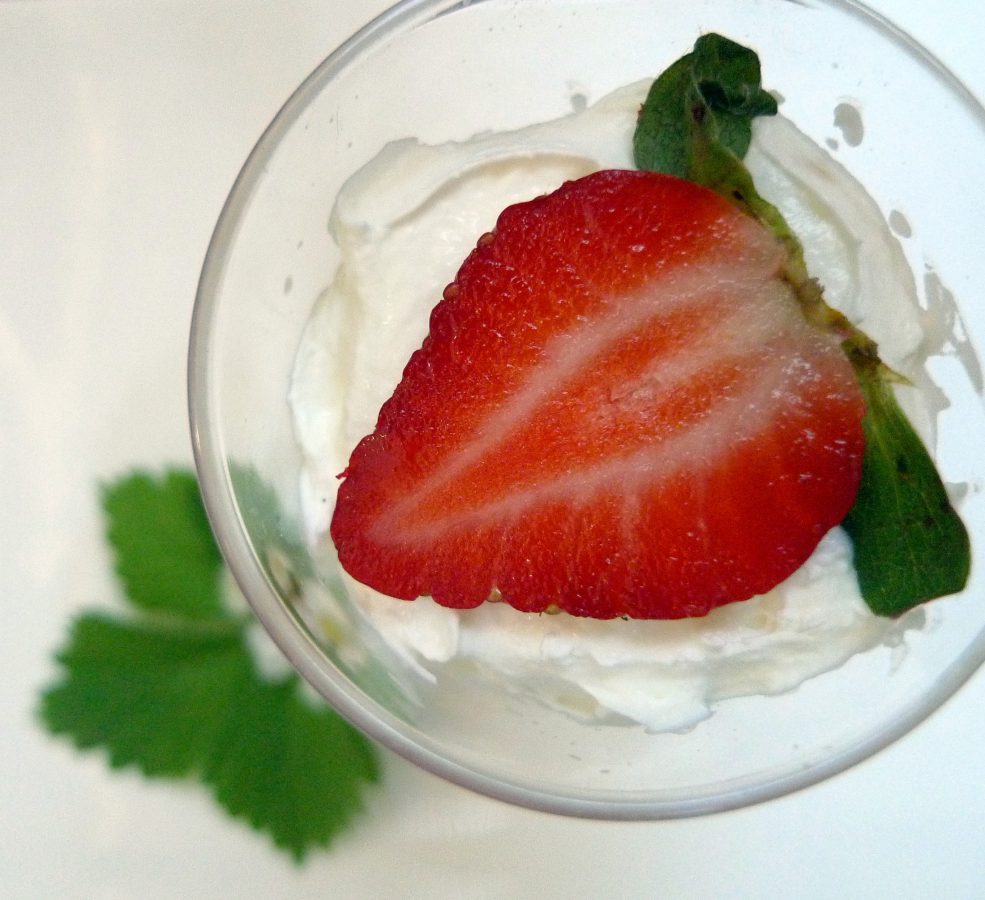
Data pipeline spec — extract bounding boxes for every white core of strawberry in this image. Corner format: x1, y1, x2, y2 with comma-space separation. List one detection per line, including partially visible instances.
370, 264, 848, 545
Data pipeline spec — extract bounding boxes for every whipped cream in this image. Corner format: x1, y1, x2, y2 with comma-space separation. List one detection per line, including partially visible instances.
289, 82, 927, 732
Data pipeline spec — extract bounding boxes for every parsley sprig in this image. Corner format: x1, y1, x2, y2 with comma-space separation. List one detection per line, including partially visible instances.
40, 469, 380, 862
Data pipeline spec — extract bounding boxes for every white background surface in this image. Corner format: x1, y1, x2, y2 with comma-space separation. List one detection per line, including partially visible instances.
4, 2, 985, 897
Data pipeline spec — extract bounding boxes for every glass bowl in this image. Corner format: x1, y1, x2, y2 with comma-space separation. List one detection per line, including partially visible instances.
189, 0, 985, 817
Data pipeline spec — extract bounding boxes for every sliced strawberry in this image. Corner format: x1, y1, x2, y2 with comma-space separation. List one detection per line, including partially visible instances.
330, 170, 865, 619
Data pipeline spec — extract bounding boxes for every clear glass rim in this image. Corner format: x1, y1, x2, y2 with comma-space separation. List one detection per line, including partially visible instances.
189, 0, 985, 819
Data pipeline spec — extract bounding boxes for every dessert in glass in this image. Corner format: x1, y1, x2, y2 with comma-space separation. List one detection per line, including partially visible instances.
190, 0, 985, 816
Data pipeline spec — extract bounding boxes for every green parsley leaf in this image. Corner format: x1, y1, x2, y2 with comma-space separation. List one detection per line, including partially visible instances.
634, 36, 970, 615
40, 469, 380, 861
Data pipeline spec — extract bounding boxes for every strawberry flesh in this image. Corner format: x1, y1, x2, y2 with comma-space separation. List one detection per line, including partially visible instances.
330, 170, 865, 619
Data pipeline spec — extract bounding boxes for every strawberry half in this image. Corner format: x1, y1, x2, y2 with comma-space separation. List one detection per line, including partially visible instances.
330, 170, 865, 619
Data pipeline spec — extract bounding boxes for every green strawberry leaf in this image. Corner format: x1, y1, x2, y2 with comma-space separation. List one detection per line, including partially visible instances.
102, 469, 225, 620
843, 368, 971, 615
202, 669, 380, 861
40, 469, 380, 861
230, 462, 314, 589
633, 33, 777, 178
41, 614, 248, 777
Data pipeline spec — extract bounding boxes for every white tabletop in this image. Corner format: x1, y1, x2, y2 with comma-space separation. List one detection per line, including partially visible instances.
4, 2, 985, 897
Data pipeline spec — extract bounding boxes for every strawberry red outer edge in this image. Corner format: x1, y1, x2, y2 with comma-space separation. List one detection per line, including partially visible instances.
330, 169, 865, 620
